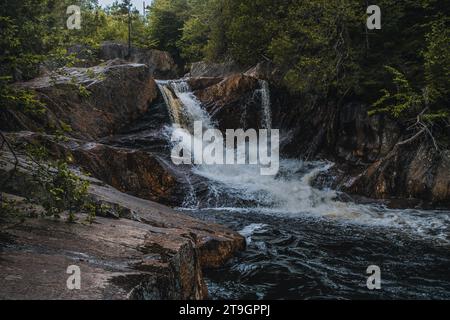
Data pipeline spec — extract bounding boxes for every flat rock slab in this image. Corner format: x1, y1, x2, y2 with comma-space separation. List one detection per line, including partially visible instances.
0, 151, 245, 300
0, 190, 245, 300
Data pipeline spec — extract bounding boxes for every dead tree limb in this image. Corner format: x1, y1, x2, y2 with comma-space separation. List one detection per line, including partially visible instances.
397, 108, 440, 151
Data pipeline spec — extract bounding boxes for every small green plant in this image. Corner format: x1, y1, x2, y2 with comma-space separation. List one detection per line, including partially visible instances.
0, 76, 46, 115
77, 84, 91, 98
369, 66, 449, 123
86, 69, 96, 79
369, 66, 423, 119
25, 144, 95, 223
0, 197, 21, 217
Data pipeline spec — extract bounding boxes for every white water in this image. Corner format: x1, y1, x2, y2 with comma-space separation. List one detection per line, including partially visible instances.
157, 79, 450, 242
157, 79, 213, 131
258, 80, 272, 129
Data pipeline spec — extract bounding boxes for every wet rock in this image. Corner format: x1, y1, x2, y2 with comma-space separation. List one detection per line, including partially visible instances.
71, 144, 187, 206
193, 74, 263, 131
3, 132, 187, 206
345, 142, 450, 206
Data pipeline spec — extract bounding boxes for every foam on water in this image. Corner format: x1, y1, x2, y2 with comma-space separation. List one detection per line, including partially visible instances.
157, 79, 450, 242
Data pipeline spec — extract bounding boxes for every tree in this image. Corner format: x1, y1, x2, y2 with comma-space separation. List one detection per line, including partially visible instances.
147, 0, 190, 64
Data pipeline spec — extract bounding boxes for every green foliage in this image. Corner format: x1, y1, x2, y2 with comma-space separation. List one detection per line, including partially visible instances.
25, 145, 95, 223
370, 14, 449, 129
147, 0, 191, 63
0, 197, 23, 219
370, 66, 448, 123
151, 0, 449, 104
178, 16, 209, 62
0, 77, 46, 115
370, 66, 423, 118
423, 16, 450, 105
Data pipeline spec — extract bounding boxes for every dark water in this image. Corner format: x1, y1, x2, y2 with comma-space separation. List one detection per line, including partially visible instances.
183, 209, 450, 300
119, 80, 450, 300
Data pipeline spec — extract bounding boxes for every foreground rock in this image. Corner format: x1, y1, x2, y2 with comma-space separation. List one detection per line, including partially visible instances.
0, 151, 246, 300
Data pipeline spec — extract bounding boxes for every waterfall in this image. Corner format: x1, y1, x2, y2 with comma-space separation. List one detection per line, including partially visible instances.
155, 77, 449, 241
157, 79, 212, 131
156, 78, 337, 212
258, 80, 272, 129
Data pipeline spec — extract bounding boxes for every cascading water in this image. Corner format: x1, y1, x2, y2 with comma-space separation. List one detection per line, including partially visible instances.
156, 79, 450, 241
156, 78, 450, 300
157, 79, 213, 131
258, 80, 272, 129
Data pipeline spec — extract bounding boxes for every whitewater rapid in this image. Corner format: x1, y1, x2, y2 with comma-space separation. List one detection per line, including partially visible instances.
156, 79, 450, 243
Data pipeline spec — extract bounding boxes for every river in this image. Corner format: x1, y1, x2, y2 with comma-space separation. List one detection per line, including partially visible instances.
150, 79, 450, 300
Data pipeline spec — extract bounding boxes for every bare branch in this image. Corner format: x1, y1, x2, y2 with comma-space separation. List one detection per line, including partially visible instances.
397, 128, 426, 146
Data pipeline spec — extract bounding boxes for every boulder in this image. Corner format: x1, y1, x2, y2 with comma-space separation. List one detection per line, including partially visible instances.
99, 42, 178, 79
2, 61, 158, 140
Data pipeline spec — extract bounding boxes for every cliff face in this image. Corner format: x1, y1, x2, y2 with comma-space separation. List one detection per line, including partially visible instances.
1, 58, 192, 206
3, 61, 158, 140
345, 143, 450, 206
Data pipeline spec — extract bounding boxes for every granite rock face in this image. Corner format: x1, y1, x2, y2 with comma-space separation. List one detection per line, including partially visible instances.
192, 74, 264, 131
2, 61, 158, 140
344, 143, 450, 206
0, 151, 246, 300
